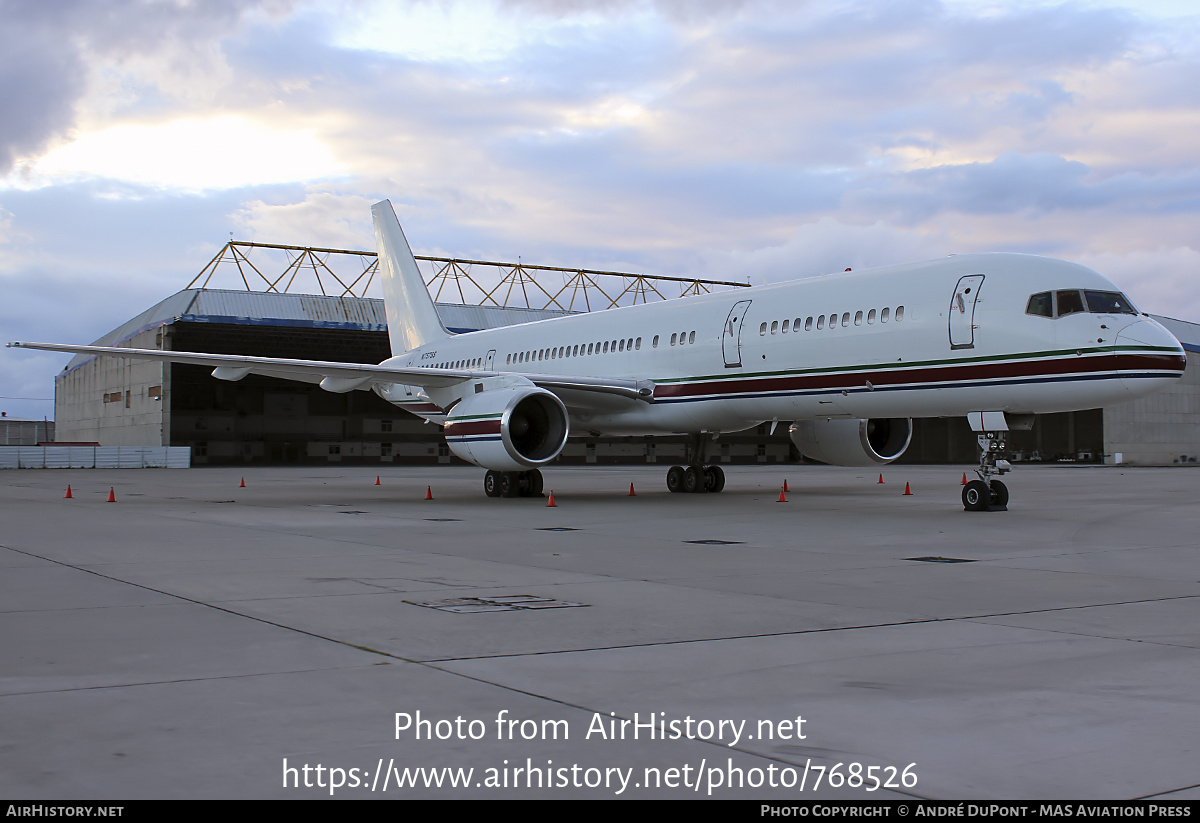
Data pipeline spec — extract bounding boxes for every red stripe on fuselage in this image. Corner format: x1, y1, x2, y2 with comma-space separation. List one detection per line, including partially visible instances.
653, 352, 1185, 400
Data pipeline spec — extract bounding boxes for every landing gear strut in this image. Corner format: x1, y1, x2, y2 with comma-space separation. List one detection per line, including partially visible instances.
963, 431, 1011, 512
484, 469, 544, 498
666, 433, 726, 494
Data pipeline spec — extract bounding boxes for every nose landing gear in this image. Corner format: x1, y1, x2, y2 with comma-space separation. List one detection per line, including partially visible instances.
963, 430, 1011, 511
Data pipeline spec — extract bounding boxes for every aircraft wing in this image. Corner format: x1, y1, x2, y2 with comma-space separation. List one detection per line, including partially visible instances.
6, 342, 655, 403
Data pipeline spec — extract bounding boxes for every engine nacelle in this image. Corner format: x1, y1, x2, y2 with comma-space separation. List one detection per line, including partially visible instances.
789, 418, 912, 466
443, 386, 569, 471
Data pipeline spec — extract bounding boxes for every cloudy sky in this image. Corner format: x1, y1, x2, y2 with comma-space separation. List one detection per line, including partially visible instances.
2, 0, 1199, 419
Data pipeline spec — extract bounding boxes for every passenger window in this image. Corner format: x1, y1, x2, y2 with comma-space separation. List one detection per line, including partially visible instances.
841, 312, 850, 327
670, 333, 677, 346
881, 308, 889, 323
603, 341, 609, 353
867, 309, 876, 324
1026, 292, 1052, 318
760, 323, 767, 336
816, 316, 824, 330
689, 331, 695, 344
854, 311, 863, 326
771, 321, 778, 335
782, 319, 790, 333
635, 337, 642, 350
1055, 291, 1084, 316
895, 306, 904, 321
652, 335, 659, 348
805, 316, 813, 331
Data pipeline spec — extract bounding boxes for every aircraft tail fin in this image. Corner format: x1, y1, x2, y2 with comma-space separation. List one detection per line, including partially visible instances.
372, 199, 450, 355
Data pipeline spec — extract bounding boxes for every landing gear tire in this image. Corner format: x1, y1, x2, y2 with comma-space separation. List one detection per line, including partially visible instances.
666, 465, 685, 493
962, 480, 989, 511
704, 465, 725, 493
500, 472, 520, 498
527, 469, 544, 497
667, 463, 726, 493
483, 470, 502, 498
989, 479, 1008, 508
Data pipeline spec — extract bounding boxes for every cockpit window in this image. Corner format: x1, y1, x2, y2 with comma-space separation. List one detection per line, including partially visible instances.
1028, 289, 1138, 318
1084, 290, 1137, 314
1026, 292, 1052, 318
1055, 290, 1085, 317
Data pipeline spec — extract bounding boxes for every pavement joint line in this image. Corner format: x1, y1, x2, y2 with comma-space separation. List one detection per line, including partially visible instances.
0, 543, 421, 665
419, 593, 1200, 663
1, 664, 389, 698
966, 618, 1200, 650
1134, 781, 1200, 800
4, 541, 1197, 665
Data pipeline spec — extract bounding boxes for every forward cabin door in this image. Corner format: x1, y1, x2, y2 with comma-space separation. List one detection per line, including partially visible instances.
723, 300, 753, 368
484, 349, 496, 370
949, 275, 985, 349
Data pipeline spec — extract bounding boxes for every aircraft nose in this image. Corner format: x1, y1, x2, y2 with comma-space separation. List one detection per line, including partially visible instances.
1115, 319, 1187, 398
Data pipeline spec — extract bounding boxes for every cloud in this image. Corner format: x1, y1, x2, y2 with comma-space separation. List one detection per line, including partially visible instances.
0, 0, 295, 177
1078, 246, 1200, 323
232, 188, 376, 249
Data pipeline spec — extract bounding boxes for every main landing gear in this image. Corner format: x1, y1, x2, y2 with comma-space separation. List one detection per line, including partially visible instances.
962, 430, 1011, 512
665, 432, 727, 494
666, 464, 725, 493
483, 469, 544, 498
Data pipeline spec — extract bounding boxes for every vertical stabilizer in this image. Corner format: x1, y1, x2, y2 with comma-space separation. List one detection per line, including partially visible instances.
372, 200, 449, 354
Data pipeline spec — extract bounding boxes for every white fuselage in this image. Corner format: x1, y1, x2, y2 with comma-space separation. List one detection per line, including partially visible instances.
381, 253, 1185, 435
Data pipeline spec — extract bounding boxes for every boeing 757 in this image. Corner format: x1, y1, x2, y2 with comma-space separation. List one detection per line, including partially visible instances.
9, 200, 1186, 509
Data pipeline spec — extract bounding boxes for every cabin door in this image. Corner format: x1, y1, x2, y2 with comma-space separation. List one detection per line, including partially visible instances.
484, 349, 496, 370
723, 300, 753, 368
949, 275, 985, 349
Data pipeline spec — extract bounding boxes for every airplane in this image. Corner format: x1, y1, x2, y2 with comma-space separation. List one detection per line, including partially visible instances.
8, 200, 1187, 510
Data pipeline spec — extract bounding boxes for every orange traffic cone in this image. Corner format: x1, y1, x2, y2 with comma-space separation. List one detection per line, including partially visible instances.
64, 485, 73, 499
239, 477, 245, 488
107, 487, 116, 502
877, 473, 884, 484
375, 476, 381, 486
783, 479, 789, 492
425, 485, 433, 500
777, 487, 788, 502
628, 482, 636, 496
903, 482, 913, 495
547, 491, 557, 507
962, 473, 968, 485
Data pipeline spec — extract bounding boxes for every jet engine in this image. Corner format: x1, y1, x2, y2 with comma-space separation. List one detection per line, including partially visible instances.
443, 386, 569, 471
788, 418, 912, 466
